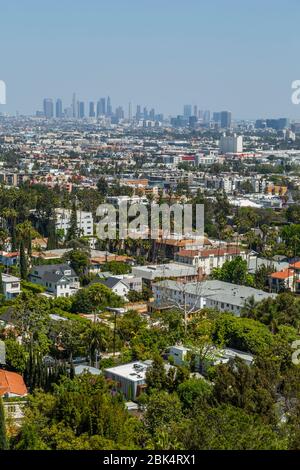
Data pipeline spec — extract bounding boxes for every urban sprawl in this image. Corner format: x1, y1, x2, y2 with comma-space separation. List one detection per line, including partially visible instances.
0, 98, 300, 450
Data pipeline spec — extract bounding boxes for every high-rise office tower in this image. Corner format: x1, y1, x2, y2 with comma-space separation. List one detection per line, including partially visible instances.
78, 101, 85, 119
43, 98, 54, 119
55, 99, 63, 118
106, 96, 112, 116
72, 93, 77, 118
193, 105, 198, 117
128, 102, 132, 121
220, 111, 232, 129
189, 116, 197, 128
89, 102, 95, 117
143, 106, 148, 119
97, 98, 106, 117
115, 106, 124, 120
136, 105, 141, 120
213, 112, 221, 124
183, 104, 192, 117
64, 107, 73, 118
149, 108, 155, 121
203, 110, 211, 123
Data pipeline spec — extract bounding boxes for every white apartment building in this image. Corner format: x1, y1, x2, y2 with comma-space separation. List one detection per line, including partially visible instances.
55, 208, 93, 237
174, 247, 247, 276
153, 280, 276, 316
220, 134, 243, 154
106, 195, 148, 206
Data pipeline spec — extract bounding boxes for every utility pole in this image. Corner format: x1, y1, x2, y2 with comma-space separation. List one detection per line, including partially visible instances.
113, 310, 117, 356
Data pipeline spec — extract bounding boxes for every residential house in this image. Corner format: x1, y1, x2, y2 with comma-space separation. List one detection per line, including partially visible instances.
2, 273, 21, 299
28, 264, 80, 297
0, 370, 28, 398
97, 277, 130, 300
0, 251, 19, 267
269, 261, 300, 293
104, 361, 152, 400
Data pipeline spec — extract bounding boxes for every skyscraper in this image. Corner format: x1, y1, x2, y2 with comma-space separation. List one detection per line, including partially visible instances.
43, 98, 54, 119
72, 93, 77, 118
128, 102, 132, 121
136, 105, 141, 120
149, 108, 155, 121
193, 105, 198, 117
97, 98, 106, 117
143, 106, 148, 119
115, 106, 124, 120
220, 111, 232, 129
89, 102, 95, 118
106, 96, 112, 116
203, 110, 211, 123
78, 101, 85, 119
183, 105, 192, 117
213, 112, 221, 124
56, 99, 63, 118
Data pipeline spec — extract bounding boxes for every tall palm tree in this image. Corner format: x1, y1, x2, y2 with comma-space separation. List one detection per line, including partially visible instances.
84, 324, 108, 367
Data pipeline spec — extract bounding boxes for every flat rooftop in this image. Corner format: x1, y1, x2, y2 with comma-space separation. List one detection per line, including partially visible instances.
105, 361, 152, 382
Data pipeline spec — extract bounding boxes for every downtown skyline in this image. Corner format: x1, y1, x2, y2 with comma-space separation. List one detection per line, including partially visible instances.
1, 0, 300, 119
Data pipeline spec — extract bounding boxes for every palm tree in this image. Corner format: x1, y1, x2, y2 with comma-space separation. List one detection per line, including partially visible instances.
84, 324, 108, 367
241, 295, 259, 318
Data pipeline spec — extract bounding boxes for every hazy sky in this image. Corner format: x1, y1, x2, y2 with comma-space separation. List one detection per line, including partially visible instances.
1, 0, 300, 119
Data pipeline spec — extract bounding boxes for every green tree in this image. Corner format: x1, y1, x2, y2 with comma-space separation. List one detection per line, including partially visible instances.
102, 261, 131, 275
66, 201, 78, 241
179, 403, 287, 450
177, 378, 212, 410
67, 249, 90, 277
144, 390, 182, 437
19, 239, 28, 280
211, 256, 254, 286
97, 177, 109, 197
71, 283, 124, 314
5, 338, 28, 374
145, 355, 167, 392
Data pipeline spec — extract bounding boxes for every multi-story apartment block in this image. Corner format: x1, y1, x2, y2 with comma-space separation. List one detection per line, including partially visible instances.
55, 208, 93, 237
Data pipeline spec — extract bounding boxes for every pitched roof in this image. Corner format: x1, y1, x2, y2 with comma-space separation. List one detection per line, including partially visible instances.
270, 269, 293, 279
30, 264, 77, 281
289, 261, 300, 269
98, 277, 128, 290
0, 370, 28, 397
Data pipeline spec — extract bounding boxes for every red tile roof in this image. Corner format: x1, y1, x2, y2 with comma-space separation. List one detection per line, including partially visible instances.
0, 370, 28, 397
270, 269, 293, 280
289, 262, 300, 269
177, 247, 242, 258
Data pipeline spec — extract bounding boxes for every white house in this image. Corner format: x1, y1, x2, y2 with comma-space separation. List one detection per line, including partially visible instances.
2, 273, 21, 299
167, 345, 254, 372
28, 264, 80, 297
97, 277, 130, 300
